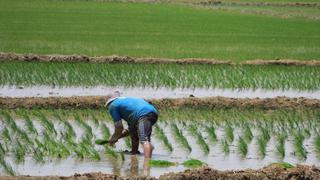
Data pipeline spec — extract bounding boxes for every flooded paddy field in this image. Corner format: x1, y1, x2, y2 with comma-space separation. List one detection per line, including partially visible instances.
1, 86, 320, 99
0, 108, 319, 177
1, 0, 320, 178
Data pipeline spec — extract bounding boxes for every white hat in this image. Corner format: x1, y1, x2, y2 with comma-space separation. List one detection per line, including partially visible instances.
105, 91, 120, 107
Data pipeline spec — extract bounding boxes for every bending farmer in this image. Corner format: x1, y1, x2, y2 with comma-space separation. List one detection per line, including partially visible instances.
105, 92, 158, 159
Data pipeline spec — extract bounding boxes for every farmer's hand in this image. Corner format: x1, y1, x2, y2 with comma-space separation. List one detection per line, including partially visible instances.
121, 129, 130, 138
108, 129, 129, 146
108, 138, 118, 146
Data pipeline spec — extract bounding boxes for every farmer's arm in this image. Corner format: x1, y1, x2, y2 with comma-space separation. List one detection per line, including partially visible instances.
109, 122, 130, 144
108, 106, 130, 144
109, 121, 124, 144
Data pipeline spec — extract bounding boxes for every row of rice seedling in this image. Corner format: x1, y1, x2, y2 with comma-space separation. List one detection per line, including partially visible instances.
0, 155, 15, 176
293, 132, 307, 160
315, 136, 320, 158
221, 139, 230, 155
0, 107, 319, 175
171, 123, 192, 152
238, 137, 248, 158
224, 124, 234, 143
188, 125, 209, 155
153, 124, 173, 152
0, 62, 319, 90
205, 125, 218, 143
275, 133, 287, 159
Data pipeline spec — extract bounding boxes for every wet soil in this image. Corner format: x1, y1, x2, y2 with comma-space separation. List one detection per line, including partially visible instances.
2, 165, 319, 180
160, 164, 320, 180
199, 1, 320, 8
1, 52, 320, 66
1, 96, 319, 109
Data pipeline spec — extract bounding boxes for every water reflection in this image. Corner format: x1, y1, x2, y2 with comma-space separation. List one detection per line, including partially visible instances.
130, 155, 139, 176
143, 158, 150, 177
123, 155, 151, 177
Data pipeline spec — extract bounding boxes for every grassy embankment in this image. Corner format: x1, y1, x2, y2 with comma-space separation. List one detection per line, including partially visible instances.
0, 0, 319, 61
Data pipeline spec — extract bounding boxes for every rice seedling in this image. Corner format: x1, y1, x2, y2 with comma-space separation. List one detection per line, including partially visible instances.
39, 131, 69, 159
293, 132, 307, 160
257, 137, 267, 158
221, 139, 230, 155
31, 141, 45, 163
0, 142, 5, 155
100, 123, 111, 140
315, 136, 320, 158
104, 145, 119, 159
56, 142, 71, 159
42, 132, 58, 157
124, 137, 132, 150
1, 127, 11, 144
1, 111, 19, 133
16, 128, 33, 146
1, 61, 319, 91
243, 124, 253, 143
91, 112, 100, 127
88, 148, 101, 161
206, 125, 217, 143
14, 140, 26, 164
275, 134, 287, 159
271, 162, 294, 169
182, 159, 205, 168
259, 126, 270, 143
238, 137, 248, 158
149, 160, 177, 167
74, 113, 94, 141
303, 129, 311, 139
171, 123, 192, 152
154, 124, 173, 152
33, 111, 57, 136
54, 112, 76, 139
224, 124, 234, 143
0, 156, 15, 176
1, 111, 33, 148
21, 113, 38, 136
188, 125, 209, 155
77, 137, 100, 160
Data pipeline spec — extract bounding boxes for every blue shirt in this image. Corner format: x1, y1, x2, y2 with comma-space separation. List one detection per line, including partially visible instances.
108, 97, 158, 125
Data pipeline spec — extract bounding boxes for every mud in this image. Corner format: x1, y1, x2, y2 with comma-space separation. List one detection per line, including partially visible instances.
1, 173, 154, 180
199, 1, 320, 8
1, 96, 319, 109
2, 165, 319, 179
1, 52, 320, 66
160, 165, 320, 180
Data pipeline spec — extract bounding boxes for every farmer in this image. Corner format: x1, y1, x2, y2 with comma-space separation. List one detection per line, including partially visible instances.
105, 92, 158, 159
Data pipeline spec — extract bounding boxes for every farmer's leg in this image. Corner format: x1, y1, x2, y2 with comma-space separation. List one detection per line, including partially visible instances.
128, 125, 139, 154
138, 113, 158, 159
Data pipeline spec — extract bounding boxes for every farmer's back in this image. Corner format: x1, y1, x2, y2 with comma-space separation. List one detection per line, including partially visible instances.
108, 97, 158, 125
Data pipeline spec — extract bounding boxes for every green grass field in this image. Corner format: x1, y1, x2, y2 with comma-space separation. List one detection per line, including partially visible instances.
0, 0, 319, 61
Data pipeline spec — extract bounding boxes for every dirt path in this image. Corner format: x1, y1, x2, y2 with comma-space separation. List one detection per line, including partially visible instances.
1, 52, 320, 66
1, 165, 319, 180
1, 96, 319, 109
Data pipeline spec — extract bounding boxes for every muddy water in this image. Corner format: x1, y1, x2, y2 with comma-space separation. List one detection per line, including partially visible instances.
1, 86, 320, 99
2, 119, 319, 177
